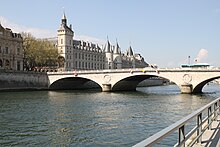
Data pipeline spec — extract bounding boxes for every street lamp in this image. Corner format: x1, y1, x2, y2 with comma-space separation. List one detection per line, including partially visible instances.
188, 56, 190, 65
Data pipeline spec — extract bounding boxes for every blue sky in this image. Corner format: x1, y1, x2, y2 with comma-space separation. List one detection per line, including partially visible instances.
1, 0, 220, 67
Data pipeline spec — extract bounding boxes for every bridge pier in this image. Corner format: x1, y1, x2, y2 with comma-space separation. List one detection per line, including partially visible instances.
180, 84, 193, 94
102, 84, 112, 92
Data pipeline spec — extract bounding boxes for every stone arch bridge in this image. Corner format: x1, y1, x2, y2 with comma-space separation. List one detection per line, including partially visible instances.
47, 68, 220, 94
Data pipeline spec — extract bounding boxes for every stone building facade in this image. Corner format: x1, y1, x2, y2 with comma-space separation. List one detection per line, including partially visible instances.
0, 24, 23, 70
57, 14, 148, 71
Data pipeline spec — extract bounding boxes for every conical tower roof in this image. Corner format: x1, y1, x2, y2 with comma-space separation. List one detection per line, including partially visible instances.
62, 12, 66, 20
61, 11, 67, 26
127, 46, 134, 56
105, 39, 111, 53
114, 40, 121, 54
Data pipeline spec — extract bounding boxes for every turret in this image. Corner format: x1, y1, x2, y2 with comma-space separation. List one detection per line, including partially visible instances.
105, 39, 113, 69
113, 40, 122, 69
126, 46, 134, 57
105, 39, 111, 53
126, 45, 135, 68
62, 12, 67, 26
114, 41, 120, 54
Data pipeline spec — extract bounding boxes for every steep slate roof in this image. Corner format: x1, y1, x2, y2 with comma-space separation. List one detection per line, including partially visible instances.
0, 23, 5, 32
114, 42, 121, 54
62, 12, 67, 20
59, 13, 73, 33
126, 46, 134, 56
105, 39, 111, 53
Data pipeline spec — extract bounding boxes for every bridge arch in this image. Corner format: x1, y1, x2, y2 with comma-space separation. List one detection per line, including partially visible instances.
193, 76, 220, 93
112, 75, 153, 91
49, 77, 102, 90
111, 74, 173, 91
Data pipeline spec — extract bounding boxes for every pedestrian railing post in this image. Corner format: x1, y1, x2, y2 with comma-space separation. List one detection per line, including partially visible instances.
219, 100, 220, 113
214, 102, 217, 120
197, 113, 202, 143
133, 98, 220, 147
208, 106, 212, 130
179, 125, 185, 147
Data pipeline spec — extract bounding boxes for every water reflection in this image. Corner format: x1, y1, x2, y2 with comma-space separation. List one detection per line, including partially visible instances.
0, 84, 219, 146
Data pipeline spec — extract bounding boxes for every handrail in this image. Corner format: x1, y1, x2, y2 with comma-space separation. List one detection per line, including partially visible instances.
133, 97, 220, 147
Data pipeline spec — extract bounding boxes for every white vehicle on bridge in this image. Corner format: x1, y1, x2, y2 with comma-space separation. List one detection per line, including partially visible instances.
180, 63, 212, 69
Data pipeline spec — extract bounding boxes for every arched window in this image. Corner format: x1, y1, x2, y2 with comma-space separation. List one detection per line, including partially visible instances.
57, 56, 65, 68
5, 59, 10, 69
17, 61, 21, 70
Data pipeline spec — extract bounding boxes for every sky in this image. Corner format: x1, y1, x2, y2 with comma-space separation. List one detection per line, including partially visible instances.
0, 0, 220, 68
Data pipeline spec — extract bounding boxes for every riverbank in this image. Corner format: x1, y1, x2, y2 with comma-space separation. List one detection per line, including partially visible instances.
0, 69, 48, 91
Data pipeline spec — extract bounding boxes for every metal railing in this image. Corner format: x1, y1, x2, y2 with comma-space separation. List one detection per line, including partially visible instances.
133, 97, 220, 147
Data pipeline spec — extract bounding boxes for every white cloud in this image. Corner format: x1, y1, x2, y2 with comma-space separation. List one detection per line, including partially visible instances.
0, 16, 107, 46
0, 16, 56, 38
194, 48, 208, 63
75, 35, 106, 47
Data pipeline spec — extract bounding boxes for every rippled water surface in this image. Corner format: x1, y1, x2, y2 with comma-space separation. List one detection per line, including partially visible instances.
0, 84, 219, 146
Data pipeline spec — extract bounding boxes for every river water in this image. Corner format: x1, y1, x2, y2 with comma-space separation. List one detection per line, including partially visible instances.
0, 84, 219, 146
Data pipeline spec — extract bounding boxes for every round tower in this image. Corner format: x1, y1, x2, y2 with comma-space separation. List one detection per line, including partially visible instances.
113, 41, 122, 69
104, 39, 113, 69
126, 46, 135, 68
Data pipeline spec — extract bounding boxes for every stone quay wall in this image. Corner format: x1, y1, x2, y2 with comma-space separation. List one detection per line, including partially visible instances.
0, 70, 49, 91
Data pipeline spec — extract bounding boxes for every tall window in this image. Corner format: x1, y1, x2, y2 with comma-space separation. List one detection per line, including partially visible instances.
17, 61, 20, 70
17, 48, 20, 55
82, 53, 84, 60
5, 60, 10, 69
5, 47, 9, 54
79, 62, 81, 68
75, 61, 78, 68
0, 59, 2, 67
61, 39, 63, 44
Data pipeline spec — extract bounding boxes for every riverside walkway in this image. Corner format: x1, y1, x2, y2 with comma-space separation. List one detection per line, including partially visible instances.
193, 115, 220, 147
133, 98, 220, 147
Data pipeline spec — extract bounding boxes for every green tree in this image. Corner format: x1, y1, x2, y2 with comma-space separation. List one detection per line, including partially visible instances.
21, 32, 58, 70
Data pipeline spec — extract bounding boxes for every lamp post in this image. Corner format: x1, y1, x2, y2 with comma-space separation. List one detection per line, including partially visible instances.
188, 56, 190, 65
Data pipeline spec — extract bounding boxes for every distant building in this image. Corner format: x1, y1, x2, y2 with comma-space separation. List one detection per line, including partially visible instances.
57, 13, 148, 71
0, 23, 23, 70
